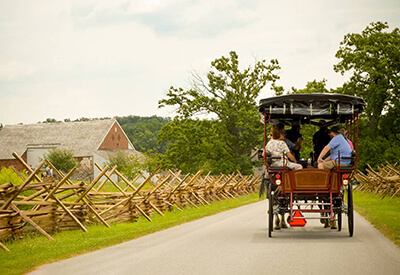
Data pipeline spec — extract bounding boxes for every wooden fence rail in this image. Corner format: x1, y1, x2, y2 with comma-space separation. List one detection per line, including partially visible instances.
355, 162, 400, 199
0, 153, 260, 251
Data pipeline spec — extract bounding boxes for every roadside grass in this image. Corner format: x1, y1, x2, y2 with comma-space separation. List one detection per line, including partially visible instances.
0, 193, 260, 275
353, 191, 400, 247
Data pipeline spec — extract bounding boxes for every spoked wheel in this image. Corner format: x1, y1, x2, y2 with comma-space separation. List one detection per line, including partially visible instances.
268, 183, 273, 238
347, 182, 354, 237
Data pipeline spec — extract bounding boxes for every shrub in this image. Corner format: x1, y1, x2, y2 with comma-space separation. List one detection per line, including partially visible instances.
42, 148, 78, 173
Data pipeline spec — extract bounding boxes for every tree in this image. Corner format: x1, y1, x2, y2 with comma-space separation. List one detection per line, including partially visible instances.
159, 51, 280, 174
106, 151, 142, 180
116, 115, 170, 154
290, 79, 330, 94
334, 21, 400, 132
158, 118, 235, 174
43, 148, 78, 173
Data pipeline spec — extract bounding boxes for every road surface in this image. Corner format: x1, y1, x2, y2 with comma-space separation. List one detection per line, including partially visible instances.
31, 200, 400, 275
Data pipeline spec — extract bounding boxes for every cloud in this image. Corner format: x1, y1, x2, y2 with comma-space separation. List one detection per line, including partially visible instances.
70, 0, 259, 38
0, 60, 35, 81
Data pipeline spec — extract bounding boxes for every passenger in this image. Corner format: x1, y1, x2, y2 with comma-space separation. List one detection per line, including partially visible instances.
340, 128, 354, 150
265, 126, 303, 170
275, 123, 297, 152
286, 123, 303, 161
313, 120, 331, 165
317, 126, 352, 169
281, 129, 296, 151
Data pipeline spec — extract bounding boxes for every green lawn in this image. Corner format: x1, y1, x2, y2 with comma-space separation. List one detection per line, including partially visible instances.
0, 193, 259, 275
353, 191, 400, 247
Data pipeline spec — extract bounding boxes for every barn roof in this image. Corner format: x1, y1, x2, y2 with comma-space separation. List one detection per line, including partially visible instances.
0, 119, 134, 159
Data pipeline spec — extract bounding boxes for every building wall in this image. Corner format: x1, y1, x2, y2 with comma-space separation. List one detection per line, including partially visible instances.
0, 151, 27, 170
98, 122, 130, 150
27, 147, 54, 169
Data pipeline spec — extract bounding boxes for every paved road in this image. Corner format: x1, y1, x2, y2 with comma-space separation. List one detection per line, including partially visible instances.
32, 200, 400, 275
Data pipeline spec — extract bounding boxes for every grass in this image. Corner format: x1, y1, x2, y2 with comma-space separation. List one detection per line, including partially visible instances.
353, 191, 400, 247
0, 193, 260, 275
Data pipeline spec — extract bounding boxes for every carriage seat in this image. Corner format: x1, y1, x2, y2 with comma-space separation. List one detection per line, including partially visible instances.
266, 153, 292, 171
333, 151, 355, 171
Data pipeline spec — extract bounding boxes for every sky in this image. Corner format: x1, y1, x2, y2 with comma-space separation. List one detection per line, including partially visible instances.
1, 0, 399, 125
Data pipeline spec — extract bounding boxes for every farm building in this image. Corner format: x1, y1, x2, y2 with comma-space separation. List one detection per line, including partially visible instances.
0, 119, 140, 180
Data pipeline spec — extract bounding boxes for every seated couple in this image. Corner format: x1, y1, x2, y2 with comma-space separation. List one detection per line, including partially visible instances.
264, 125, 303, 170
264, 124, 353, 170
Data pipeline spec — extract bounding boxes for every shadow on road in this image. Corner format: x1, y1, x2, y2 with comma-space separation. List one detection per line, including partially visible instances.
251, 226, 362, 244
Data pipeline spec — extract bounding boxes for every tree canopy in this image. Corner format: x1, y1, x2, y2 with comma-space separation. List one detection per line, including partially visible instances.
334, 21, 400, 132
158, 51, 280, 174
116, 115, 171, 154
334, 22, 400, 170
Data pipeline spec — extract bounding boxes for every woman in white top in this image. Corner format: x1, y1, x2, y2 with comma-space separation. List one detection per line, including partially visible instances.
265, 125, 303, 170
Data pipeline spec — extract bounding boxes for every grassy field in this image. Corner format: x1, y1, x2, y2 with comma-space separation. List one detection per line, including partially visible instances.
353, 191, 400, 247
0, 193, 260, 275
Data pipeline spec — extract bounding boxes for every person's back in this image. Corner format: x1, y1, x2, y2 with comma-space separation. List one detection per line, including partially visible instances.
329, 133, 353, 165
313, 122, 330, 160
286, 124, 302, 161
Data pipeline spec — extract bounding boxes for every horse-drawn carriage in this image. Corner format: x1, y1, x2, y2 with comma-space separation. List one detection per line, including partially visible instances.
259, 93, 365, 237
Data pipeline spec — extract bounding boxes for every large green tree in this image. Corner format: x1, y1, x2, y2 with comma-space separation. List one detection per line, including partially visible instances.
159, 51, 280, 174
334, 22, 400, 171
334, 21, 400, 132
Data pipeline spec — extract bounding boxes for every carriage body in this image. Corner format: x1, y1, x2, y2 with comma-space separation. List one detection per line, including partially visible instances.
259, 93, 365, 237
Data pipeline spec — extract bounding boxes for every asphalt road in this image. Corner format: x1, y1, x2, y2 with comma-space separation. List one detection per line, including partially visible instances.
31, 200, 400, 275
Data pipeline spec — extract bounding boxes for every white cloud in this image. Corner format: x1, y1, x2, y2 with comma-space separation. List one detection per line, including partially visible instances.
0, 60, 35, 81
0, 0, 399, 125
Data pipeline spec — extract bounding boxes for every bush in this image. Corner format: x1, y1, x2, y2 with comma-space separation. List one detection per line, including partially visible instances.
106, 151, 142, 180
42, 148, 78, 173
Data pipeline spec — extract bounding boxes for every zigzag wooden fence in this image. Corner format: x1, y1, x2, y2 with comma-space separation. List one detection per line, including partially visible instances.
0, 152, 260, 252
355, 162, 400, 199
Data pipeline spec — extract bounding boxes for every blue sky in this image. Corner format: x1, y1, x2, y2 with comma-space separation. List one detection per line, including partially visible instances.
1, 0, 399, 125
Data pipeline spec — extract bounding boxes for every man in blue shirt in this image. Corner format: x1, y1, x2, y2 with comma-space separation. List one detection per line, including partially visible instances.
317, 125, 352, 169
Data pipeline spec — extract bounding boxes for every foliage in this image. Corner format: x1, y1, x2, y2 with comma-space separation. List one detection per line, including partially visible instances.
106, 151, 142, 180
116, 115, 171, 154
290, 79, 331, 94
158, 118, 241, 174
42, 118, 60, 123
158, 51, 280, 174
334, 21, 400, 132
334, 22, 400, 171
0, 167, 24, 185
42, 148, 78, 173
298, 124, 318, 160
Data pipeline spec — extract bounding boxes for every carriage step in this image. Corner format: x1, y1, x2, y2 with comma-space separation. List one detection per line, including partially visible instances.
293, 203, 331, 206
292, 217, 330, 220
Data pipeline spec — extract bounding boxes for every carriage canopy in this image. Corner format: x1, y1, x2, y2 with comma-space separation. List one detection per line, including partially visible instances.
259, 93, 366, 124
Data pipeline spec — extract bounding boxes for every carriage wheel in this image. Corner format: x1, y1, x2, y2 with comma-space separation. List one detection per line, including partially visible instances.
268, 183, 273, 238
347, 182, 354, 237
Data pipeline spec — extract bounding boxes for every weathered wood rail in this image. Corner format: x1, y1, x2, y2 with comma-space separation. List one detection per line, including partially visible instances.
355, 162, 400, 199
0, 153, 260, 251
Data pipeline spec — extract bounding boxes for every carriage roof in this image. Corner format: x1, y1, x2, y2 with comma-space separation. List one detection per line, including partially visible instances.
259, 93, 365, 124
